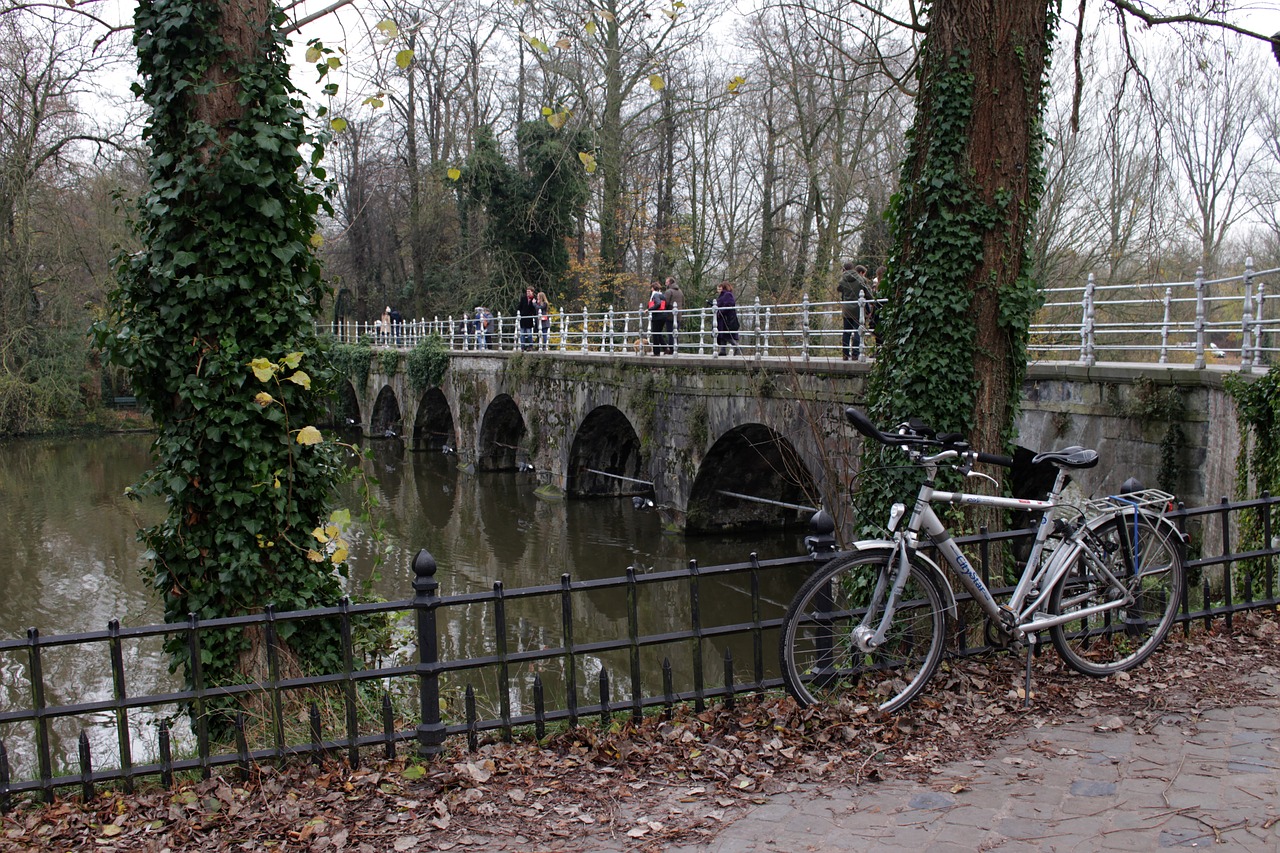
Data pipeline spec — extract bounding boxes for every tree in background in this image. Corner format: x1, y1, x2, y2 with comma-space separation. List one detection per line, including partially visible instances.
96, 0, 351, 695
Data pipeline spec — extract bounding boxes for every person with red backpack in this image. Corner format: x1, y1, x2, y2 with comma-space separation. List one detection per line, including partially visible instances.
646, 281, 670, 355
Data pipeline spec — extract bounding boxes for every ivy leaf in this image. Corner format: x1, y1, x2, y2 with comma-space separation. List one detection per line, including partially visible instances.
447, 167, 461, 181
330, 508, 352, 528
283, 352, 304, 369
395, 49, 414, 69
331, 543, 349, 564
249, 358, 275, 382
326, 56, 342, 70
296, 426, 323, 445
649, 74, 665, 91
578, 151, 597, 173
363, 96, 385, 108
305, 45, 324, 63
546, 110, 569, 129
307, 549, 325, 563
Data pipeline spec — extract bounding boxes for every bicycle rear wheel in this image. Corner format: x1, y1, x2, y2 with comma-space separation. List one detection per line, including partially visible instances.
779, 551, 947, 714
1048, 511, 1184, 676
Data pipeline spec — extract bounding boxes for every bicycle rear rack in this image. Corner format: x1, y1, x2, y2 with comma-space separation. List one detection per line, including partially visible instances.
1082, 488, 1176, 518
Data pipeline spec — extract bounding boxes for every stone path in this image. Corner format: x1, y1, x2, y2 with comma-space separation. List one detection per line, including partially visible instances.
661, 674, 1280, 852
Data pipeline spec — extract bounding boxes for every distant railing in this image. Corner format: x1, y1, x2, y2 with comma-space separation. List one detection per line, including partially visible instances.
321, 259, 1278, 371
2, 493, 1278, 808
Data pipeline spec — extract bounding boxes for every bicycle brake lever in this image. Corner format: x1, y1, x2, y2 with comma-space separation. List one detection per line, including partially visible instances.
965, 469, 999, 487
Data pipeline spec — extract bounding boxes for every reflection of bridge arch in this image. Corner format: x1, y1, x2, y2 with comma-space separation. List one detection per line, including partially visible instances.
478, 394, 525, 472
333, 379, 361, 430
686, 424, 817, 534
370, 386, 402, 437
567, 405, 646, 497
413, 388, 455, 451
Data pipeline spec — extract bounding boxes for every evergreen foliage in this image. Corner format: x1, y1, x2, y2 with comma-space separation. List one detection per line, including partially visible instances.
93, 1, 350, 695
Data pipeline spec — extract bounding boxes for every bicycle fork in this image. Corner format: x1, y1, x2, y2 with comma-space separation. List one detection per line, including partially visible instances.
852, 539, 916, 653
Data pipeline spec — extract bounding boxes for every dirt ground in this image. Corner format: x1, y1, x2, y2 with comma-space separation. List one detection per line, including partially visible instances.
3, 613, 1278, 852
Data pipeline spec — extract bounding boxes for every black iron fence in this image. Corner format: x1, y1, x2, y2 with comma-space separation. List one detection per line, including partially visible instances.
2, 493, 1277, 809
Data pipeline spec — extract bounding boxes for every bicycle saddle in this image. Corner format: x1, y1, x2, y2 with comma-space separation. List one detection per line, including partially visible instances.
1031, 446, 1099, 469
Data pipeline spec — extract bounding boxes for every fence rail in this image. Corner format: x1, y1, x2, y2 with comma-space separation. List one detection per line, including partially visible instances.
2, 493, 1278, 808
322, 260, 1279, 372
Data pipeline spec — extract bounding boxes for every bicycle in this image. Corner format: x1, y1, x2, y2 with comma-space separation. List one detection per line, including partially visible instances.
779, 407, 1186, 713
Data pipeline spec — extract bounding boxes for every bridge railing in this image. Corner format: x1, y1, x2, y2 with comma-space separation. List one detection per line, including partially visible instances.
319, 259, 1278, 371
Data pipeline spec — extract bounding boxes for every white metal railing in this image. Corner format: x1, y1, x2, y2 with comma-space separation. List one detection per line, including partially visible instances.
318, 259, 1278, 372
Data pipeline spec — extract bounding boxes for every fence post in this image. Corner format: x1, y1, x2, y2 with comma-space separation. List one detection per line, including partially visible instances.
699, 304, 708, 356
1194, 266, 1207, 369
413, 549, 445, 758
761, 302, 771, 359
606, 306, 615, 353
1159, 287, 1172, 364
1241, 257, 1255, 374
581, 307, 589, 352
1080, 273, 1095, 366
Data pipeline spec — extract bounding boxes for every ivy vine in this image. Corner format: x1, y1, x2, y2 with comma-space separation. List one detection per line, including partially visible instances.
93, 1, 351, 707
406, 335, 450, 393
1226, 367, 1280, 596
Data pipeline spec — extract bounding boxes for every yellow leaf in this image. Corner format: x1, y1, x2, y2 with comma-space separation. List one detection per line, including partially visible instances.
331, 544, 349, 564
296, 426, 323, 445
249, 358, 275, 382
254, 392, 274, 406
546, 110, 568, 130
584, 21, 597, 35
330, 117, 348, 132
598, 10, 616, 21
555, 37, 572, 49
376, 19, 399, 37
673, 1, 685, 7
310, 233, 324, 248
286, 370, 311, 390
326, 56, 342, 70
330, 508, 352, 528
305, 45, 323, 63
100, 824, 123, 837
363, 96, 385, 108
447, 167, 461, 181
307, 549, 325, 562
578, 151, 597, 173
727, 75, 745, 94
541, 106, 553, 116
283, 352, 303, 368
312, 526, 329, 543
324, 524, 341, 540
649, 74, 665, 91
396, 49, 414, 69
273, 476, 280, 489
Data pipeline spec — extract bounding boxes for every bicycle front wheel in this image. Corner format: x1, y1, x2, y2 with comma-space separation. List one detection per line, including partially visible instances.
1048, 511, 1184, 676
779, 551, 947, 714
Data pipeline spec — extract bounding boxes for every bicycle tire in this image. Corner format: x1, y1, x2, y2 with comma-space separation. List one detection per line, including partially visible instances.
779, 550, 948, 714
1047, 510, 1184, 676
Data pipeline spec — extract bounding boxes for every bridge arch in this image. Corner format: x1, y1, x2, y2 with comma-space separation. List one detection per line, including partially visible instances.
332, 379, 362, 430
566, 405, 646, 497
413, 388, 455, 451
370, 385, 403, 438
686, 423, 818, 534
478, 394, 526, 471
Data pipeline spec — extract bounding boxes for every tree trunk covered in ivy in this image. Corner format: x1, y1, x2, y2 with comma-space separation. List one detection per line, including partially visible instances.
861, 0, 1055, 521
96, 0, 348, 696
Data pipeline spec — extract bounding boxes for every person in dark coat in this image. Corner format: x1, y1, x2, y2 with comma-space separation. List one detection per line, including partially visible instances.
516, 287, 538, 351
714, 281, 742, 356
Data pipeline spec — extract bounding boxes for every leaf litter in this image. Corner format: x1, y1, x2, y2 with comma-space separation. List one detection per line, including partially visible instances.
2, 614, 1278, 852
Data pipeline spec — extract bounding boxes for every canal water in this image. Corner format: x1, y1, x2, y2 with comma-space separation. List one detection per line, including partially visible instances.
0, 432, 811, 776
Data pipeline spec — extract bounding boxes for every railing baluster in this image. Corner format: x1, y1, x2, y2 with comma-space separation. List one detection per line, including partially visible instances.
159, 721, 173, 789
234, 712, 249, 782
560, 573, 578, 728
662, 658, 674, 715
750, 553, 763, 692
382, 694, 395, 760
465, 685, 478, 753
1221, 497, 1233, 629
722, 649, 735, 709
309, 703, 323, 766
534, 676, 546, 741
626, 567, 642, 721
0, 740, 10, 812
263, 605, 285, 761
494, 581, 512, 742
598, 670, 611, 726
27, 628, 53, 803
1194, 267, 1207, 370
1240, 258, 1254, 374
185, 614, 210, 780
688, 560, 705, 712
108, 619, 134, 793
340, 597, 359, 768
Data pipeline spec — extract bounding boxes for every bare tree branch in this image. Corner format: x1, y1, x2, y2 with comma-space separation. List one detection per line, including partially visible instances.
284, 0, 361, 35
1106, 0, 1280, 50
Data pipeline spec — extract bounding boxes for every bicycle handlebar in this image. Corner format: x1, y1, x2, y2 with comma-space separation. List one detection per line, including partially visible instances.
845, 407, 1014, 468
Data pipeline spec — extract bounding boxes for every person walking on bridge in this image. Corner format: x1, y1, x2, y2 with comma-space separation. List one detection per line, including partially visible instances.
663, 276, 685, 355
646, 281, 670, 355
517, 287, 538, 351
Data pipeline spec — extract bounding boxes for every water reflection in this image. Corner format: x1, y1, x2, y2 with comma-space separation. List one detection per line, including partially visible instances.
0, 433, 812, 778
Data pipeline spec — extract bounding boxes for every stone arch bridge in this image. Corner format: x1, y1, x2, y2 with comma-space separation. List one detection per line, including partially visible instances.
334, 351, 1243, 533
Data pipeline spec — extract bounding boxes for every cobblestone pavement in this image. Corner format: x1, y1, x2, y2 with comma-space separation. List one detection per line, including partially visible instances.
661, 673, 1280, 852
